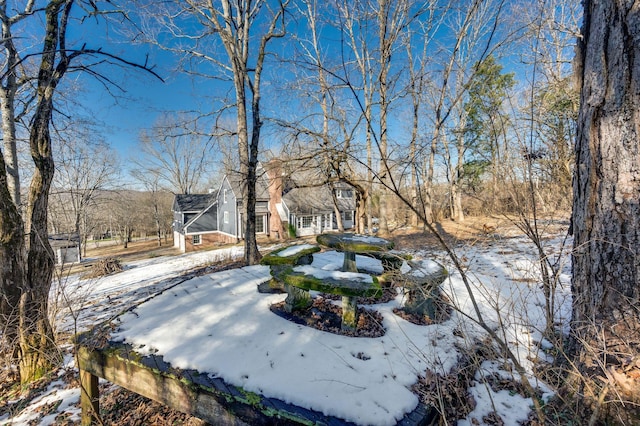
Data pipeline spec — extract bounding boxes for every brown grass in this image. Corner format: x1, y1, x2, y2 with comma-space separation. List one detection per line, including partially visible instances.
60, 239, 181, 275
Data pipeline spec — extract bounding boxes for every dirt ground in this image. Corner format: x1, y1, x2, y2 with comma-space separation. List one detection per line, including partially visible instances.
61, 238, 182, 276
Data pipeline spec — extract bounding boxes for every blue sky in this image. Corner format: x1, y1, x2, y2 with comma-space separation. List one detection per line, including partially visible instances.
70, 43, 196, 157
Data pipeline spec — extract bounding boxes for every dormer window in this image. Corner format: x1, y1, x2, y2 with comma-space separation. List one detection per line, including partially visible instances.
336, 189, 353, 198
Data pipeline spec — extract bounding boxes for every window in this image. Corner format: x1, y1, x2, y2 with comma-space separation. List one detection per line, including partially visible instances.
301, 216, 313, 228
255, 215, 265, 233
342, 211, 353, 221
192, 235, 202, 245
337, 189, 353, 198
224, 211, 229, 224
223, 189, 227, 203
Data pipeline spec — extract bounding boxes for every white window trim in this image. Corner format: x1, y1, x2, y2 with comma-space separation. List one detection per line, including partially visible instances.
301, 216, 313, 228
255, 215, 265, 234
224, 211, 229, 224
192, 235, 202, 245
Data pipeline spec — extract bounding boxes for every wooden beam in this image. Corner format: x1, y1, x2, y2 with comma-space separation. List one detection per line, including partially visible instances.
75, 338, 437, 425
77, 346, 248, 425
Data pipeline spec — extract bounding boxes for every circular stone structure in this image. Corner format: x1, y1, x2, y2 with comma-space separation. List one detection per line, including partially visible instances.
266, 233, 446, 334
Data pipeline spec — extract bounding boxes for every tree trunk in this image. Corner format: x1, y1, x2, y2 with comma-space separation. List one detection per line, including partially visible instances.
0, 12, 21, 208
246, 73, 262, 265
235, 73, 260, 265
0, 158, 24, 360
330, 184, 345, 232
424, 129, 439, 224
366, 108, 373, 233
452, 131, 465, 222
376, 1, 392, 237
571, 0, 640, 421
155, 203, 162, 247
21, 87, 58, 384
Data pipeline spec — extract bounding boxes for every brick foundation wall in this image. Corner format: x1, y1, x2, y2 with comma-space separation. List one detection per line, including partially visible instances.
185, 232, 238, 252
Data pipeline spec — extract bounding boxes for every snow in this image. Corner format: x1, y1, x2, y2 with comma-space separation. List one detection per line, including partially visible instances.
50, 246, 245, 333
110, 263, 446, 425
276, 244, 317, 257
311, 250, 384, 274
3, 378, 81, 425
407, 259, 442, 277
343, 234, 390, 244
1, 226, 573, 425
293, 264, 374, 283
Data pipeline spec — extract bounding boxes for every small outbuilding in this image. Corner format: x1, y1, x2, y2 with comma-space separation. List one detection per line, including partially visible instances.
49, 233, 81, 265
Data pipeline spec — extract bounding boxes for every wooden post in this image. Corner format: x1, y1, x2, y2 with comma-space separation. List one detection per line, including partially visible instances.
341, 296, 358, 332
80, 369, 99, 426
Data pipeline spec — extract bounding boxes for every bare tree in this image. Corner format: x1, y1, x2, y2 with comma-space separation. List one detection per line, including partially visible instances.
135, 114, 215, 195
0, 1, 37, 208
138, 0, 290, 264
519, 0, 580, 211
338, 0, 377, 232
281, 0, 367, 232
570, 0, 640, 421
421, 0, 507, 223
50, 134, 120, 258
130, 169, 173, 247
373, 0, 413, 236
0, 0, 160, 383
110, 190, 140, 248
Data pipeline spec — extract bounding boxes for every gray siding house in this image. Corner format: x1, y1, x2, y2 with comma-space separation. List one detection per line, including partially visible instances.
218, 171, 271, 240
172, 193, 218, 252
280, 183, 356, 237
172, 164, 356, 252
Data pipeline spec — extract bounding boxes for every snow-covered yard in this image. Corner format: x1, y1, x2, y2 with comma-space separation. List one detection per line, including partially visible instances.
0, 224, 572, 425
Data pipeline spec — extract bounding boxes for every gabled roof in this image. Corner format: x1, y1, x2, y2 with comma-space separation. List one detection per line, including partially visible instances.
48, 233, 80, 249
226, 169, 270, 201
174, 194, 215, 212
283, 184, 355, 215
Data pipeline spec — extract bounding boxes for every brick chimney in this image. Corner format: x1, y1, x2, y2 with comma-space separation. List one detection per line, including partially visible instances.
264, 159, 287, 240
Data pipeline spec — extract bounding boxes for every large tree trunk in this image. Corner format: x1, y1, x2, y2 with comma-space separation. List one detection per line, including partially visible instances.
20, 87, 58, 385
234, 74, 261, 265
376, 1, 392, 237
0, 8, 24, 354
245, 110, 261, 265
571, 0, 640, 421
